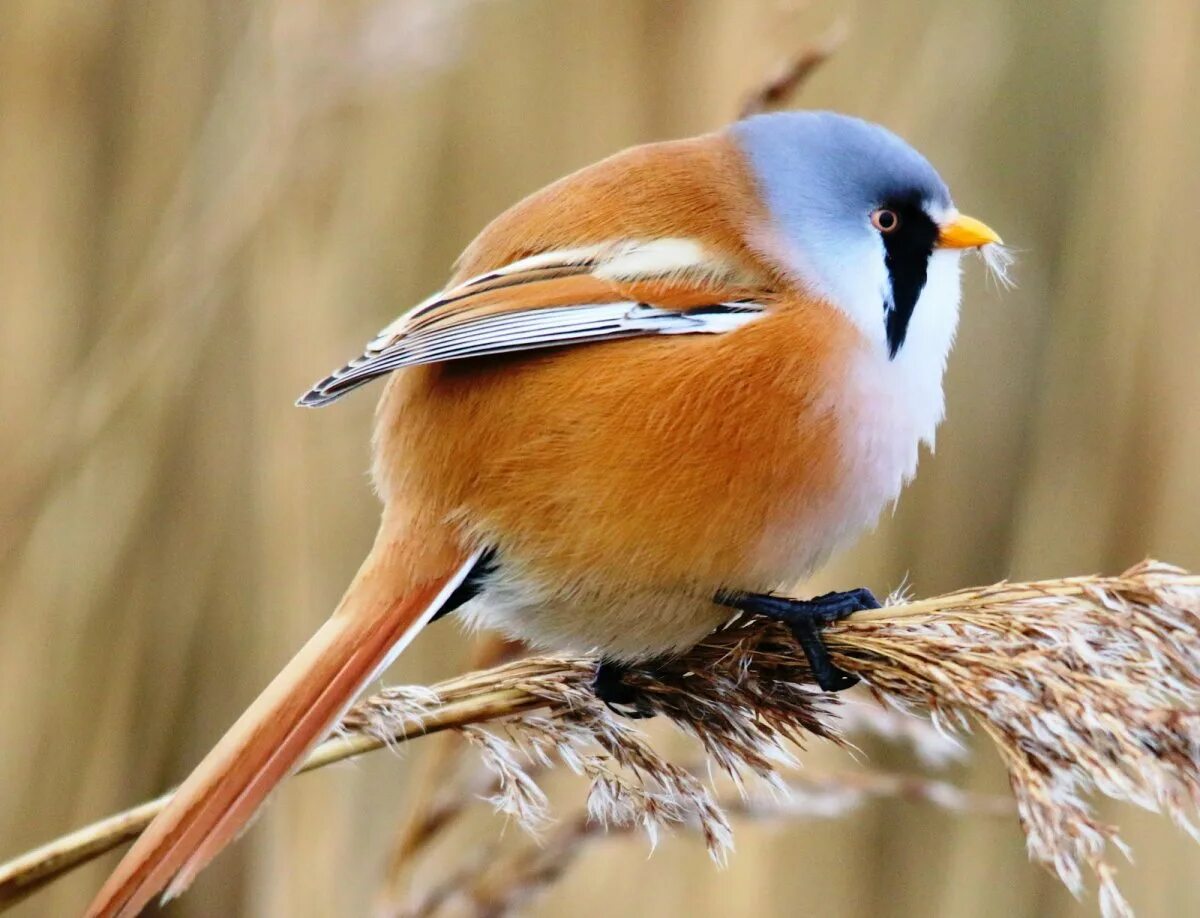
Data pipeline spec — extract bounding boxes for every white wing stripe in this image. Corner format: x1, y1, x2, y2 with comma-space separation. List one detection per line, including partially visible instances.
340, 313, 636, 377
398, 304, 633, 343
593, 239, 712, 281
379, 302, 759, 367
455, 244, 607, 289
383, 328, 637, 368
315, 301, 764, 395
396, 304, 689, 352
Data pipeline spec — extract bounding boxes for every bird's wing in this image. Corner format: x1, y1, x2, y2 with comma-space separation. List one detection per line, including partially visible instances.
297, 238, 770, 407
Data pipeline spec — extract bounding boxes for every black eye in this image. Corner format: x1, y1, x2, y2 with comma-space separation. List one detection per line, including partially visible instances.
871, 208, 900, 233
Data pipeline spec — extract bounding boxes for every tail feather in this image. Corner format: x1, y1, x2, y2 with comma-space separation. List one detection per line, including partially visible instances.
85, 537, 479, 918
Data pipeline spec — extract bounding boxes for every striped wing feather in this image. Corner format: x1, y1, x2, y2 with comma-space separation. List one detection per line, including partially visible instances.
297, 240, 768, 407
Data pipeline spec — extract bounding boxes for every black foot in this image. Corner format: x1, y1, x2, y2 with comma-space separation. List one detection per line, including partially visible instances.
716, 587, 880, 692
592, 660, 657, 719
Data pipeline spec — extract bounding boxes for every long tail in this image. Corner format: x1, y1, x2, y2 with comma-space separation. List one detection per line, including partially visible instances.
85, 529, 480, 918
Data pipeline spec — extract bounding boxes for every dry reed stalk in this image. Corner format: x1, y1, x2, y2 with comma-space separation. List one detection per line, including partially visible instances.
0, 675, 556, 911
2, 562, 1198, 917
0, 0, 485, 566
738, 19, 849, 118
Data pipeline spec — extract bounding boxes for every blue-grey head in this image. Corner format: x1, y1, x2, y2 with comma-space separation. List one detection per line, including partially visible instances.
732, 111, 1005, 360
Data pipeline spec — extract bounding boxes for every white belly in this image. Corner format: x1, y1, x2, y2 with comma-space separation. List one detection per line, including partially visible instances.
457, 578, 729, 661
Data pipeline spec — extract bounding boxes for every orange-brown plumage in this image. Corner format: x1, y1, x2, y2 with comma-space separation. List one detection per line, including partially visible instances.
89, 113, 1002, 913
372, 307, 859, 654
369, 132, 864, 655
451, 133, 776, 282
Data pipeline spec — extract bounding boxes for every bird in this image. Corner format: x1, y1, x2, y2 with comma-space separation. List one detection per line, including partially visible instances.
86, 110, 1004, 916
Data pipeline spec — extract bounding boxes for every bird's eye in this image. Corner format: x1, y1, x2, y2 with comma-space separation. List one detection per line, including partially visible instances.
871, 208, 900, 233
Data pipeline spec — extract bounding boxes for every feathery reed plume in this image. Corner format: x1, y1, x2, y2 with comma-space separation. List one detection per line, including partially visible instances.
378, 635, 524, 907
2, 563, 1197, 917
830, 560, 1200, 917
375, 686, 962, 914
835, 695, 967, 767
400, 771, 1012, 918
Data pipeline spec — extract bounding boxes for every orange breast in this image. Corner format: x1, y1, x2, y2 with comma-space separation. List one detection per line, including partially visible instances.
373, 304, 862, 596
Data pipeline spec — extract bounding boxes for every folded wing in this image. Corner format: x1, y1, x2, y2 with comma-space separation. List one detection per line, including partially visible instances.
297, 239, 768, 407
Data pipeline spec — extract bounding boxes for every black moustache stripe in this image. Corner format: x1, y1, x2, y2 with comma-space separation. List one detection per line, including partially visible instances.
881, 201, 939, 358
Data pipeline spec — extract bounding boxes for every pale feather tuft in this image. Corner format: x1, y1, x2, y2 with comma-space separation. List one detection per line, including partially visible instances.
978, 241, 1016, 290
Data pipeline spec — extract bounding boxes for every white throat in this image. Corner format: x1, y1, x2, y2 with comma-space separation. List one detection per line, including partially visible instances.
891, 247, 964, 440
757, 224, 964, 404
829, 244, 963, 445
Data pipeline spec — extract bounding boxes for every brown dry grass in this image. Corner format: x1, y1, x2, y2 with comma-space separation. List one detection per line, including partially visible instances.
4, 562, 1197, 918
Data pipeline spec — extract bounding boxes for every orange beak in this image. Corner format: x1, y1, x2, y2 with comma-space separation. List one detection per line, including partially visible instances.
937, 213, 1002, 249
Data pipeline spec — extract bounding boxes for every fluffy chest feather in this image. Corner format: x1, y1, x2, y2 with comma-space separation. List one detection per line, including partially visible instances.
838, 247, 961, 489
757, 248, 962, 573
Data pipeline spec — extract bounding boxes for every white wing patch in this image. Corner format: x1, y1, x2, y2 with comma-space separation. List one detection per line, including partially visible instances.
297, 240, 763, 408
593, 238, 711, 281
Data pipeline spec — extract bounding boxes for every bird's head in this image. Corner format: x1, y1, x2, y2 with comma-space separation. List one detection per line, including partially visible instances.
732, 111, 1007, 361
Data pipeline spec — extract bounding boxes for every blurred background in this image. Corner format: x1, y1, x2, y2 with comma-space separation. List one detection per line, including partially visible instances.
3, 0, 1200, 915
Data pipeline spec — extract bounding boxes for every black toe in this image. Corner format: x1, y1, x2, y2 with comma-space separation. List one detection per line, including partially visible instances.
592, 660, 657, 718
716, 586, 876, 693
